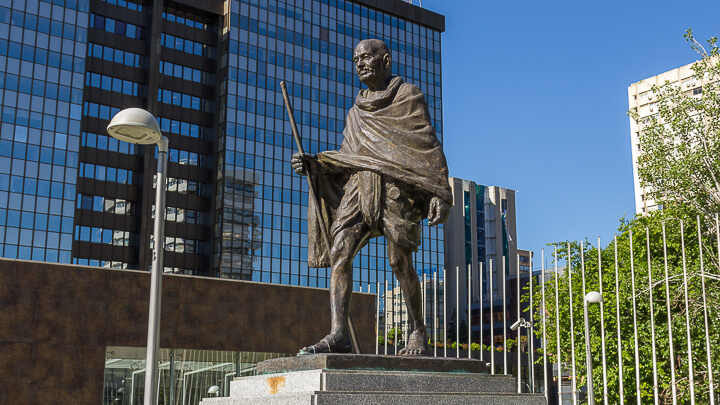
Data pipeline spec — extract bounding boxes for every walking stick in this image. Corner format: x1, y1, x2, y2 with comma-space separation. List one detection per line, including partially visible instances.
280, 81, 361, 354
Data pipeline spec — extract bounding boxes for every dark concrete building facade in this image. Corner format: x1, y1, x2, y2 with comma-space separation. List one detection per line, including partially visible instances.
0, 259, 375, 404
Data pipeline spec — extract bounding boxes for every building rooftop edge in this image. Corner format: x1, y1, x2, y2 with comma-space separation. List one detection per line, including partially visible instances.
159, 0, 446, 31
353, 0, 445, 32
448, 176, 518, 193
626, 55, 720, 88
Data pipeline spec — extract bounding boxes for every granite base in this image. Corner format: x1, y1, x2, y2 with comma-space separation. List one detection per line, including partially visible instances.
199, 354, 545, 405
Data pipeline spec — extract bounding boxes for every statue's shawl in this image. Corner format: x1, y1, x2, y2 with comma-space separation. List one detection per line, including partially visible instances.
308, 76, 452, 267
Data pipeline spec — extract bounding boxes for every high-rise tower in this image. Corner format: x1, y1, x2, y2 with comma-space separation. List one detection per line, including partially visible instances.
628, 60, 705, 214
0, 0, 445, 292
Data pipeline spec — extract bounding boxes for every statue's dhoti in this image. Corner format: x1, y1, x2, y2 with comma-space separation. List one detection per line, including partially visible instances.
331, 171, 425, 253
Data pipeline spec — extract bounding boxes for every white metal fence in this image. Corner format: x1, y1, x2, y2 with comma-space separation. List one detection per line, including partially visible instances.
374, 215, 720, 404
374, 260, 543, 393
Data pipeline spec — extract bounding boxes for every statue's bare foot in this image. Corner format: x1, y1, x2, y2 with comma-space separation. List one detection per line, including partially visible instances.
398, 330, 427, 356
298, 334, 352, 356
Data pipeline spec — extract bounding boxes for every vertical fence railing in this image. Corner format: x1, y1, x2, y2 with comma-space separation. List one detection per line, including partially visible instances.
554, 247, 562, 402
489, 259, 495, 374
541, 249, 549, 403
629, 231, 641, 404
615, 234, 625, 405
376, 281, 380, 355
598, 237, 608, 405
502, 258, 508, 375
529, 251, 535, 393
384, 279, 388, 355
444, 267, 447, 358
647, 228, 659, 405
661, 223, 677, 404
479, 262, 483, 363
516, 254, 521, 392
567, 243, 578, 404
468, 264, 472, 360
369, 222, 720, 404
704, 216, 716, 405
680, 220, 696, 405
456, 266, 460, 359
423, 272, 427, 349
393, 278, 398, 352
433, 271, 438, 358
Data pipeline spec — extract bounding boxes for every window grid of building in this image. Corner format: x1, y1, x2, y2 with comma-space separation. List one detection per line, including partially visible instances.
475, 184, 487, 293
0, 0, 88, 263
0, 0, 446, 294
69, 0, 219, 274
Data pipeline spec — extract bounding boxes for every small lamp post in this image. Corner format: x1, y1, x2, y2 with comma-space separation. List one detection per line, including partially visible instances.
510, 317, 533, 393
584, 291, 604, 405
107, 108, 168, 405
208, 386, 221, 397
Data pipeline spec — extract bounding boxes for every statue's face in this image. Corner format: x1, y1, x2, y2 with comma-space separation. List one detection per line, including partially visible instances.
353, 41, 390, 89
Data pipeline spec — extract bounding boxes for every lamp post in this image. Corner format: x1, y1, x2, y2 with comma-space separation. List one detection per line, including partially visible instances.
583, 291, 604, 405
208, 386, 221, 397
107, 108, 168, 405
510, 317, 533, 393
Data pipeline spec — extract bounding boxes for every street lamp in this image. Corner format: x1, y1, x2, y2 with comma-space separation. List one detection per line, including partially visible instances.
510, 317, 533, 393
207, 386, 221, 397
584, 291, 604, 405
107, 108, 168, 405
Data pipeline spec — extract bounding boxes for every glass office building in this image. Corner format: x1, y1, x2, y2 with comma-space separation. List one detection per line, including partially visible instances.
0, 0, 87, 264
0, 0, 446, 293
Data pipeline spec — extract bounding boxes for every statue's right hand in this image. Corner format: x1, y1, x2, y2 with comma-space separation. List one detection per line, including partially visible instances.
291, 152, 315, 176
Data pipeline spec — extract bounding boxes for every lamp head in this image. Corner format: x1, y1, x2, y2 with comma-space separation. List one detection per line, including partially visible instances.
584, 291, 604, 304
107, 108, 162, 145
510, 318, 524, 331
208, 385, 221, 395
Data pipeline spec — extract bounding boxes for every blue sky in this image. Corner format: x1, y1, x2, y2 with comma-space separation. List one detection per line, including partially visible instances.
424, 0, 720, 266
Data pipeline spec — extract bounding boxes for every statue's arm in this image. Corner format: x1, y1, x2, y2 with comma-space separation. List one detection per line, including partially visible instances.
291, 152, 340, 176
427, 196, 450, 226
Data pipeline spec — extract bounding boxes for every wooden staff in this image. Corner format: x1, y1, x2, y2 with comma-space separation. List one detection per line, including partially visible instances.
280, 81, 361, 355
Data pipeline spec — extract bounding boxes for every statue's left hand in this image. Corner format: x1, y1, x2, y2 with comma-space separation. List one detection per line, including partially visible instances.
427, 197, 449, 226
291, 152, 316, 176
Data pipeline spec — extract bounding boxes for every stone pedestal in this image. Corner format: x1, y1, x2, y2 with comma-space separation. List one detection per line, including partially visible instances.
200, 354, 545, 405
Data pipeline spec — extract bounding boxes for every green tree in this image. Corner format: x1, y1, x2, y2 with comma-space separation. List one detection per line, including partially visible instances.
387, 327, 403, 345
595, 33, 720, 402
447, 308, 457, 343
459, 319, 468, 344
533, 206, 720, 404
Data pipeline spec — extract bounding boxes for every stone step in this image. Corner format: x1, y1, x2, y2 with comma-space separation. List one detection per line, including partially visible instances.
199, 355, 543, 405
257, 353, 487, 375
228, 369, 517, 395
201, 391, 547, 405
323, 370, 517, 394
314, 392, 547, 405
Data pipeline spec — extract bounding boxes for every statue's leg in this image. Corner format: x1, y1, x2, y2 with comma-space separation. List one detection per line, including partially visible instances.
299, 220, 368, 355
388, 240, 427, 355
329, 221, 368, 342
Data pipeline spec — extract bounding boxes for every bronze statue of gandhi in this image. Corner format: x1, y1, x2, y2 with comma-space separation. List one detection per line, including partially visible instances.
291, 39, 452, 356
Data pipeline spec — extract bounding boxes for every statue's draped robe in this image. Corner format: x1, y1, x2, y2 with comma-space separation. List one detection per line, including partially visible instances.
308, 77, 452, 267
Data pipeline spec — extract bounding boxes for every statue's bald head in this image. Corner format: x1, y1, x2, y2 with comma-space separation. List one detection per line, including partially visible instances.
353, 39, 392, 91
355, 39, 390, 58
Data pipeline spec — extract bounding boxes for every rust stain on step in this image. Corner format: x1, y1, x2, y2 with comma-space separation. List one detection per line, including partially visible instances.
265, 376, 286, 394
